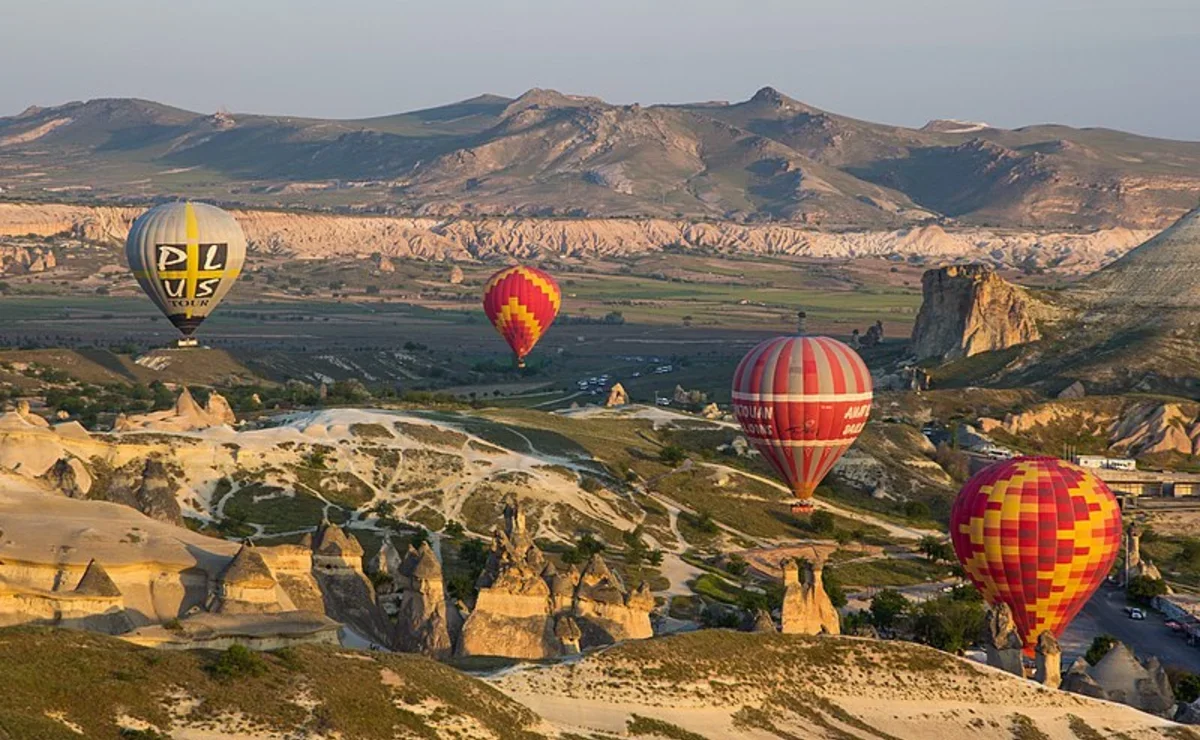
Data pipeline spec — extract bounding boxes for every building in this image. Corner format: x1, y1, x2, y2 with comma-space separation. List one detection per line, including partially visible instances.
1075, 455, 1138, 472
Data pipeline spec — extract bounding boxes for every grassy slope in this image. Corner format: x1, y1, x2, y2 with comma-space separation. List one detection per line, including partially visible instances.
0, 627, 544, 740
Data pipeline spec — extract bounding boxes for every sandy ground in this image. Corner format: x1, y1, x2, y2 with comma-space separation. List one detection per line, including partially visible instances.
489, 635, 1184, 740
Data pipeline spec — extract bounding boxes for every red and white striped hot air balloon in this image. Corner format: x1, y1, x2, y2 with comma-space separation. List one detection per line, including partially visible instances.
731, 334, 872, 512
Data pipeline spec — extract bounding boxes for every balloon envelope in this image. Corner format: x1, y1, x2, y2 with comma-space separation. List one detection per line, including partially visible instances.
125, 202, 246, 338
482, 265, 561, 367
950, 456, 1121, 651
731, 335, 872, 506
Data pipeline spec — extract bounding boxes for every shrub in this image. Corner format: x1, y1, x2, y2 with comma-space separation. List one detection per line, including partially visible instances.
210, 644, 267, 680
659, 445, 686, 466
580, 476, 603, 493
1175, 672, 1200, 703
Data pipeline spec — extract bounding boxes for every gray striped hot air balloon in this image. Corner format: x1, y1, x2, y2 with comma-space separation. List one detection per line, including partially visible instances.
125, 202, 246, 345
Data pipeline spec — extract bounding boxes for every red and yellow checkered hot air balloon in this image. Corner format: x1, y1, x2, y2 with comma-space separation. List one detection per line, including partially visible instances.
731, 335, 873, 513
482, 265, 561, 368
950, 456, 1122, 652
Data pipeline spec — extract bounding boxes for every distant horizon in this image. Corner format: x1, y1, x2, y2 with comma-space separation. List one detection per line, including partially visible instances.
5, 84, 1199, 143
3, 0, 1198, 141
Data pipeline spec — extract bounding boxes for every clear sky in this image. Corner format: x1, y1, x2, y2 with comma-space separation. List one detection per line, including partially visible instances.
4, 0, 1199, 139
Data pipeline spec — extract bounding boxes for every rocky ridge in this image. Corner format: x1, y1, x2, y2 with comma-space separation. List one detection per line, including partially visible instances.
0, 202, 1152, 272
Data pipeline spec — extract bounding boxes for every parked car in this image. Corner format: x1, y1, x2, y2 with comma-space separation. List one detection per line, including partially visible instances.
1166, 620, 1184, 631
1129, 608, 1146, 621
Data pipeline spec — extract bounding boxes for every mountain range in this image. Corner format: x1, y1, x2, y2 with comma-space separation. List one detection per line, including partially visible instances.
2, 87, 1200, 229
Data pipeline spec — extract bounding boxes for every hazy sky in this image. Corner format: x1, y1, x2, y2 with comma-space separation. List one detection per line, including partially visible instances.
4, 0, 1199, 139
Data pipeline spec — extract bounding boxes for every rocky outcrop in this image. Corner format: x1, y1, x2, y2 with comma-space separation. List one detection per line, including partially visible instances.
115, 387, 237, 433
42, 457, 92, 497
1063, 643, 1176, 718
0, 245, 56, 275
1034, 631, 1061, 689
395, 543, 452, 659
750, 608, 777, 633
1125, 523, 1164, 583
1110, 402, 1200, 456
457, 500, 654, 659
310, 521, 393, 646
983, 603, 1024, 677
911, 264, 1043, 361
213, 544, 281, 614
449, 265, 464, 284
780, 559, 839, 636
604, 383, 628, 407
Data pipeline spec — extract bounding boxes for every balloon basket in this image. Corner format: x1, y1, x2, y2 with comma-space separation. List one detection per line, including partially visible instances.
790, 502, 815, 516
175, 337, 199, 348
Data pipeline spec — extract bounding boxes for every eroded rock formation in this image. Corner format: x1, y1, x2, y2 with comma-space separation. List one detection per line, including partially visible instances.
1063, 643, 1176, 717
394, 542, 452, 659
455, 499, 653, 659
605, 383, 628, 407
1034, 630, 1062, 689
780, 559, 839, 636
911, 264, 1043, 361
983, 603, 1025, 677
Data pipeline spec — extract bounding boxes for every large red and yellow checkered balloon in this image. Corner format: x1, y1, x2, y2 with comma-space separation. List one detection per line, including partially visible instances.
950, 457, 1121, 651
482, 265, 561, 368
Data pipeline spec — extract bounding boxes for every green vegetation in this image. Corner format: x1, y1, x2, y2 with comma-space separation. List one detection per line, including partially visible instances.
627, 715, 708, 740
1126, 575, 1167, 606
1085, 635, 1118, 666
209, 644, 268, 680
1010, 714, 1051, 740
0, 627, 544, 739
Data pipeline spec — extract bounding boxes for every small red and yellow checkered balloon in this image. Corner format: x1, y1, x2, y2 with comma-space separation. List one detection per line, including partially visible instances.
482, 265, 561, 368
950, 456, 1121, 651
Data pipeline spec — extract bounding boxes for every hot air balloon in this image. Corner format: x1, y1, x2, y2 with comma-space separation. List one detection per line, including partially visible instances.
482, 265, 561, 368
125, 202, 246, 347
731, 333, 872, 512
950, 456, 1121, 652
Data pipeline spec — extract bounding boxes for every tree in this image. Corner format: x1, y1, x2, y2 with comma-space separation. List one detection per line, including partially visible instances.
911, 595, 985, 654
1085, 634, 1118, 666
870, 589, 909, 630
918, 536, 954, 563
822, 566, 847, 609
1126, 575, 1167, 606
694, 510, 719, 535
903, 500, 931, 520
443, 520, 465, 538
659, 445, 686, 466
808, 510, 835, 536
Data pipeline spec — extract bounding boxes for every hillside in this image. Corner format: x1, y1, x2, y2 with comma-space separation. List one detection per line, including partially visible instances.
3, 87, 1200, 228
496, 630, 1187, 739
0, 627, 1180, 739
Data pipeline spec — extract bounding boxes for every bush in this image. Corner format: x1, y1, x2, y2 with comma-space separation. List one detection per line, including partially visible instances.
903, 500, 931, 520
659, 445, 686, 466
693, 510, 719, 535
580, 476, 603, 493
725, 554, 749, 578
1085, 634, 1118, 666
1176, 672, 1200, 704
443, 520, 465, 538
209, 644, 267, 680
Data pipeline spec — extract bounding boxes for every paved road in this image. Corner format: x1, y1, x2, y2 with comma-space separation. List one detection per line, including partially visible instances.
1060, 583, 1200, 673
